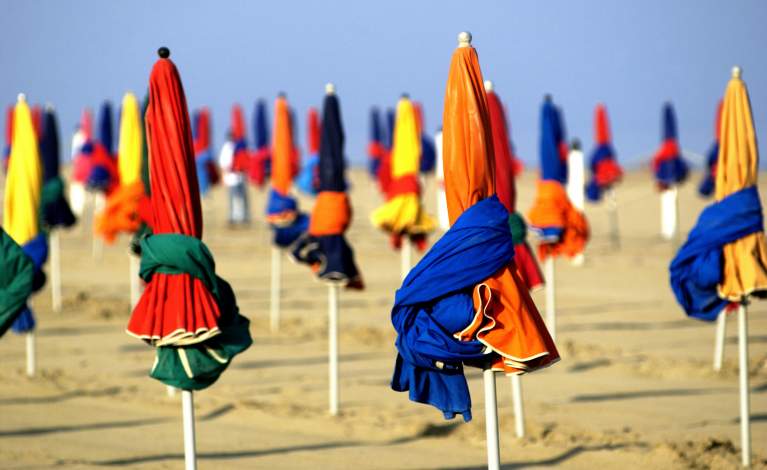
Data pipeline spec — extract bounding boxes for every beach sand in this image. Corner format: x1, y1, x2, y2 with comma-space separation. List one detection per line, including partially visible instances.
0, 169, 765, 469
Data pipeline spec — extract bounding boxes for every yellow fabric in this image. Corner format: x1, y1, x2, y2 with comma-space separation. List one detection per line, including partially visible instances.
3, 98, 42, 246
391, 98, 421, 178
715, 74, 767, 300
370, 97, 435, 235
118, 93, 143, 185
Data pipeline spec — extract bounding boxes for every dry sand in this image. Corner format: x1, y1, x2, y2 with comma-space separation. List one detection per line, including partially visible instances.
0, 169, 765, 469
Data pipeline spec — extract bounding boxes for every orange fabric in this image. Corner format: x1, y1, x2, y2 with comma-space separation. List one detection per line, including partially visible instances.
94, 181, 145, 243
271, 96, 296, 195
528, 180, 589, 260
308, 191, 350, 236
715, 73, 767, 301
443, 43, 558, 375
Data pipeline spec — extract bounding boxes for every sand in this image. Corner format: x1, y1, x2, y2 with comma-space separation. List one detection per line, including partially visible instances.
0, 169, 765, 469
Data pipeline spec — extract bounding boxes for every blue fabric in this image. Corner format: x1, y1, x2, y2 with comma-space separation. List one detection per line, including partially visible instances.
86, 165, 112, 191
40, 110, 76, 228
369, 108, 383, 177
296, 154, 319, 195
540, 100, 567, 183
670, 186, 763, 321
698, 141, 719, 197
195, 149, 213, 196
391, 196, 514, 421
266, 188, 297, 216
419, 135, 436, 174
318, 95, 346, 192
662, 103, 678, 140
267, 189, 308, 247
11, 234, 48, 334
655, 157, 689, 187
97, 102, 114, 157
585, 144, 613, 202
385, 109, 395, 150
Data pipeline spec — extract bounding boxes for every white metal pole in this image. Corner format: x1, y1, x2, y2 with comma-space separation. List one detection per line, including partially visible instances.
483, 368, 500, 470
737, 303, 751, 468
660, 187, 678, 241
713, 310, 727, 372
544, 257, 556, 341
510, 374, 525, 438
167, 385, 177, 398
181, 390, 197, 470
401, 239, 412, 281
328, 284, 339, 416
672, 186, 680, 246
92, 193, 104, 260
607, 188, 620, 250
50, 231, 62, 313
270, 247, 281, 333
130, 254, 142, 309
25, 332, 36, 377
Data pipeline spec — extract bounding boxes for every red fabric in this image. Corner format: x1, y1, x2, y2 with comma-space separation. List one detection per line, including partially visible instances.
387, 174, 420, 199
248, 147, 270, 187
307, 107, 321, 155
487, 90, 516, 213
91, 144, 119, 194
31, 105, 42, 139
594, 158, 623, 186
193, 108, 211, 156
377, 150, 392, 197
594, 104, 611, 144
81, 108, 93, 138
514, 241, 544, 291
127, 54, 221, 345
231, 104, 246, 141
5, 106, 13, 146
652, 139, 681, 171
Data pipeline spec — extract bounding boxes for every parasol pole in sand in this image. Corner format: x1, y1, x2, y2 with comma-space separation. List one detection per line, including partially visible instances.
50, 230, 62, 312
566, 140, 585, 266
713, 309, 727, 371
737, 299, 751, 467
25, 331, 35, 377
401, 238, 412, 281
483, 368, 500, 470
270, 246, 281, 332
544, 256, 556, 341
660, 186, 678, 242
129, 253, 142, 309
607, 187, 620, 249
92, 192, 105, 260
510, 374, 525, 438
181, 389, 197, 470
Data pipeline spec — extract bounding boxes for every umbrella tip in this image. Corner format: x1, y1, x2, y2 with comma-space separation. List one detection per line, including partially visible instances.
17, 93, 26, 103
278, 91, 287, 98
544, 93, 552, 102
325, 83, 336, 95
45, 102, 55, 111
400, 93, 410, 100
571, 138, 581, 151
157, 47, 170, 59
484, 80, 494, 92
732, 66, 742, 79
457, 31, 472, 47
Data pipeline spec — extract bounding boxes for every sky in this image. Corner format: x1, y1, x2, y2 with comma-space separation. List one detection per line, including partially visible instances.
2, 0, 766, 169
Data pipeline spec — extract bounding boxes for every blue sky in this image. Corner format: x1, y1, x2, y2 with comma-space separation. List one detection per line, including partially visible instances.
2, 0, 765, 168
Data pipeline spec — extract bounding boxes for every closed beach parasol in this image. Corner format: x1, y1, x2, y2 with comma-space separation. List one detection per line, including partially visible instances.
3, 94, 48, 377
248, 99, 271, 187
527, 95, 589, 339
367, 107, 385, 180
192, 107, 219, 197
586, 104, 623, 248
370, 95, 436, 278
126, 48, 252, 469
391, 32, 558, 469
698, 100, 723, 198
296, 106, 321, 195
670, 67, 766, 467
653, 102, 689, 241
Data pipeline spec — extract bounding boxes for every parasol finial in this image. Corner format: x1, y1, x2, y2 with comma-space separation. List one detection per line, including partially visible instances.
400, 93, 410, 100
45, 102, 55, 111
571, 138, 581, 151
544, 93, 552, 103
484, 80, 494, 92
732, 66, 742, 79
17, 93, 26, 103
325, 83, 336, 95
457, 31, 472, 48
158, 47, 170, 59
278, 91, 287, 98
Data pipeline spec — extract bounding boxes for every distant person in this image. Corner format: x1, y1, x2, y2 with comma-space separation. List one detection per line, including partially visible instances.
218, 131, 250, 226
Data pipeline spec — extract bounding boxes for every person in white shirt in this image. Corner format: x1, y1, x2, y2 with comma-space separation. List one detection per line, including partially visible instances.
218, 132, 250, 225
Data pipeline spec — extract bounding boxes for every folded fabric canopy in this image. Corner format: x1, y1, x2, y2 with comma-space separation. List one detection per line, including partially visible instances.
586, 104, 623, 202
126, 48, 251, 390
698, 101, 723, 198
391, 37, 558, 421
370, 97, 436, 251
292, 89, 362, 289
527, 97, 589, 260
652, 103, 689, 190
248, 99, 271, 187
39, 107, 76, 229
193, 107, 219, 196
86, 102, 118, 193
367, 107, 385, 179
296, 107, 321, 195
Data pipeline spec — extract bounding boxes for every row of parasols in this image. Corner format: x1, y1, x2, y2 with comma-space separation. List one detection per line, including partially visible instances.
1, 33, 765, 469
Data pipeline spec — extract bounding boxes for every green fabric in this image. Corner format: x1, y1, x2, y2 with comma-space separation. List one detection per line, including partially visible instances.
41, 177, 64, 213
139, 233, 219, 300
139, 233, 252, 390
0, 229, 35, 337
508, 212, 527, 245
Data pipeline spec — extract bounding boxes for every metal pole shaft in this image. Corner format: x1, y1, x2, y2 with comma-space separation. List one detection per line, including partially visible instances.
544, 257, 556, 341
483, 369, 500, 470
181, 390, 197, 470
401, 239, 412, 281
713, 310, 727, 372
510, 374, 525, 438
26, 332, 36, 377
270, 247, 281, 333
738, 304, 751, 467
51, 231, 62, 313
607, 188, 620, 249
329, 284, 339, 416
130, 254, 141, 309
